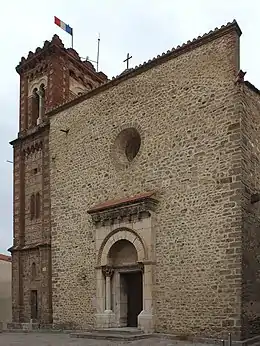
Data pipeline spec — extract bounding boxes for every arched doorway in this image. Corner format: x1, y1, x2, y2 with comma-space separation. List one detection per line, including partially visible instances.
108, 240, 143, 327
95, 227, 153, 332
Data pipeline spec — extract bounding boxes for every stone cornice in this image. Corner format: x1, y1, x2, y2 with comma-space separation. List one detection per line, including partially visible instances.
9, 121, 49, 146
8, 242, 51, 253
87, 192, 158, 226
47, 20, 242, 117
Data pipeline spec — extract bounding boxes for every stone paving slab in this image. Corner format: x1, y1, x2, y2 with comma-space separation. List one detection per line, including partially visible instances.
0, 332, 214, 346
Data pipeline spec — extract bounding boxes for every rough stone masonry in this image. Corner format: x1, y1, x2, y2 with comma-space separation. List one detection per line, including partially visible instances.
10, 20, 260, 342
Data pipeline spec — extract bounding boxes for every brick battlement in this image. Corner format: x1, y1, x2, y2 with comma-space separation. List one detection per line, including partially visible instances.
16, 34, 107, 81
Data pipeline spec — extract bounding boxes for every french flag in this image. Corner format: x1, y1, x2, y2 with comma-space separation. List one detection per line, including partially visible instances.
54, 16, 73, 35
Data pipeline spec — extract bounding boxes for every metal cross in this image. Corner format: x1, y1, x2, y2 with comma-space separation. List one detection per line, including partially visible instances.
123, 53, 132, 69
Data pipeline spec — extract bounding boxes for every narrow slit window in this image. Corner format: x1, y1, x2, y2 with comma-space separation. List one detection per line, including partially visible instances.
36, 192, 40, 219
31, 262, 36, 280
32, 88, 39, 126
30, 194, 35, 220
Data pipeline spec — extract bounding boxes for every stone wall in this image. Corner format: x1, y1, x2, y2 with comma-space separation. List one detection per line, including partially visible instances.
240, 85, 260, 339
49, 27, 244, 338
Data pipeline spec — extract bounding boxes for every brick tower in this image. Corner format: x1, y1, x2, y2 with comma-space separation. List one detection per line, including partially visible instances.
9, 35, 107, 324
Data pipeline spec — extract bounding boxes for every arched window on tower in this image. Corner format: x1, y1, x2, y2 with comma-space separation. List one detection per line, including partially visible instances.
31, 262, 36, 280
32, 88, 39, 126
30, 194, 35, 220
30, 192, 41, 220
35, 192, 41, 219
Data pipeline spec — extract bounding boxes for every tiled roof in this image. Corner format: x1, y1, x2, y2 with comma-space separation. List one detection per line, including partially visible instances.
87, 191, 155, 213
0, 254, 11, 262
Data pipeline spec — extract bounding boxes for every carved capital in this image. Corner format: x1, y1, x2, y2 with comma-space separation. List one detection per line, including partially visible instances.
102, 266, 114, 278
137, 262, 144, 273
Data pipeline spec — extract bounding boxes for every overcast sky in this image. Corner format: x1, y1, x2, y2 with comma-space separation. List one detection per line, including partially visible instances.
0, 0, 259, 254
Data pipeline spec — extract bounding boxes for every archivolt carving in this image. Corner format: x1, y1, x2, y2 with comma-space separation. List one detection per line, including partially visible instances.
97, 228, 147, 266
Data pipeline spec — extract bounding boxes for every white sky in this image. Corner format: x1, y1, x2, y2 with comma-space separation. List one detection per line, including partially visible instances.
0, 0, 259, 254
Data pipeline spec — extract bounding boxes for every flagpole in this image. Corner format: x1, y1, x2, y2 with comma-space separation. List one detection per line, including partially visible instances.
96, 33, 100, 72
71, 30, 74, 49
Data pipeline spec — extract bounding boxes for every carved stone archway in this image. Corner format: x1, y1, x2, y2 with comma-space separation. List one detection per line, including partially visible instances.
87, 192, 158, 333
98, 228, 147, 266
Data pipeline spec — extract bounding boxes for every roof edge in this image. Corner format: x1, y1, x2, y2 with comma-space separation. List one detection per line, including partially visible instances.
47, 20, 241, 117
0, 254, 12, 262
244, 81, 260, 95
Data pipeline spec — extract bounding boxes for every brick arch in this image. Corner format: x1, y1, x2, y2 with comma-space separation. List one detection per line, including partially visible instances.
98, 228, 147, 266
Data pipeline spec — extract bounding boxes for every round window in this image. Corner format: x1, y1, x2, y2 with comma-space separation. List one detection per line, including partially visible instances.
113, 127, 141, 165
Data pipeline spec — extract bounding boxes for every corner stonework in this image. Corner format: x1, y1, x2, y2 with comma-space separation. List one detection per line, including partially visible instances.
87, 192, 158, 332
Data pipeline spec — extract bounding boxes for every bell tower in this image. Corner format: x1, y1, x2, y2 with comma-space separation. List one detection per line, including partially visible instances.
10, 35, 108, 324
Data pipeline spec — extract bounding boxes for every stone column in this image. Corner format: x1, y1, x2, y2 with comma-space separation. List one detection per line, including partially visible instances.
105, 276, 111, 311
95, 266, 116, 329
36, 88, 45, 124
103, 266, 114, 312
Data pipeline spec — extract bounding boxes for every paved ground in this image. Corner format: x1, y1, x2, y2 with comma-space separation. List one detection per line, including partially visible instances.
0, 332, 210, 346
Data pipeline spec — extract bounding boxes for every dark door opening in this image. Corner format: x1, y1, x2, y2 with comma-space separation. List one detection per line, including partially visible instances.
122, 271, 143, 327
31, 290, 38, 320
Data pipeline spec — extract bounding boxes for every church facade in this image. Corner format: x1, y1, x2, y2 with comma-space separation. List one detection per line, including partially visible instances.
10, 20, 260, 341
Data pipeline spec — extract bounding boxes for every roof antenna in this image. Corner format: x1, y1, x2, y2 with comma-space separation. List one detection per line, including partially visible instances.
96, 33, 100, 72
82, 33, 101, 72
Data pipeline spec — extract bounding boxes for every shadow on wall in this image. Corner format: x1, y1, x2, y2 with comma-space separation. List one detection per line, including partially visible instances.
0, 255, 12, 322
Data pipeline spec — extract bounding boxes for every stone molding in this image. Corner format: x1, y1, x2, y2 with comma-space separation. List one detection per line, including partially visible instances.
88, 198, 158, 226
95, 260, 156, 270
98, 228, 147, 266
10, 121, 50, 146
9, 242, 51, 253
